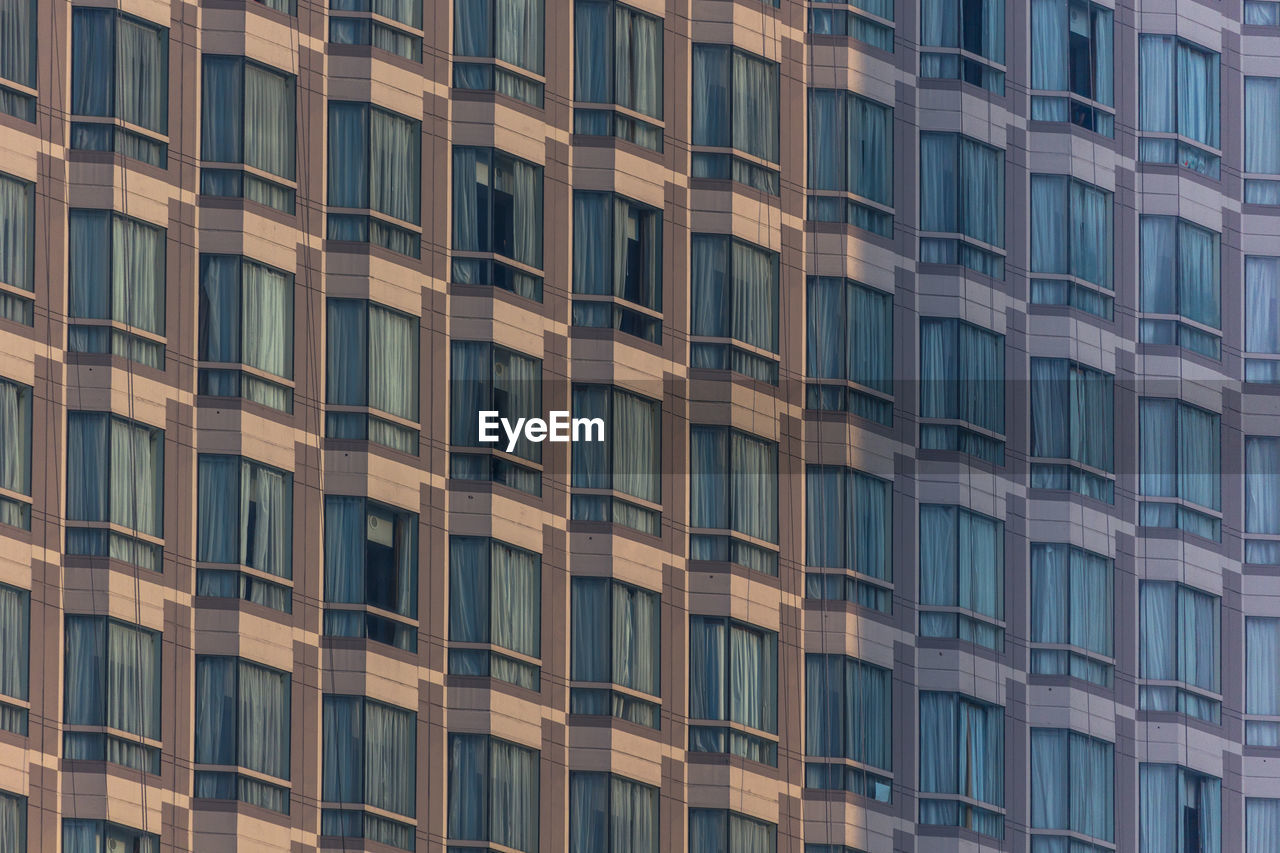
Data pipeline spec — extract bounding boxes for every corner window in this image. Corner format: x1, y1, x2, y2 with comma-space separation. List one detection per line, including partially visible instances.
198, 254, 294, 412
70, 8, 169, 165
452, 146, 545, 300
1245, 257, 1280, 383
0, 377, 32, 530
570, 773, 659, 853
569, 577, 661, 727
1247, 617, 1280, 744
808, 0, 894, 52
65, 411, 164, 571
63, 615, 161, 774
195, 454, 293, 612
806, 89, 893, 236
919, 132, 1005, 278
1138, 35, 1220, 177
1139, 397, 1221, 540
805, 465, 892, 612
327, 101, 422, 257
323, 495, 418, 651
1246, 437, 1280, 565
572, 191, 662, 342
690, 235, 779, 384
920, 0, 1005, 94
0, 0, 36, 121
326, 298, 420, 454
573, 0, 663, 149
689, 615, 778, 765
455, 0, 544, 105
448, 536, 542, 690
1139, 764, 1220, 853
63, 820, 158, 853
688, 809, 776, 853
0, 583, 28, 735
690, 425, 778, 575
323, 694, 417, 851
1249, 799, 1280, 853
1029, 173, 1113, 317
449, 340, 543, 494
691, 45, 780, 193
1140, 216, 1221, 358
0, 172, 34, 325
68, 209, 167, 369
448, 733, 540, 853
804, 654, 892, 800
1029, 357, 1114, 501
805, 276, 893, 423
0, 790, 23, 850
1249, 1, 1280, 24
570, 384, 661, 534
918, 691, 1005, 838
1029, 543, 1113, 686
1140, 581, 1221, 723
919, 317, 1005, 464
329, 0, 423, 62
1029, 0, 1114, 135
919, 505, 1004, 649
1030, 729, 1114, 847
194, 656, 291, 813
200, 56, 296, 212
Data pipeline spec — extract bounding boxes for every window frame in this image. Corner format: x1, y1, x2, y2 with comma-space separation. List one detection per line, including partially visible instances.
1028, 172, 1114, 318
453, 0, 545, 105
451, 145, 547, 300
918, 132, 1006, 278
1245, 256, 1280, 383
572, 0, 664, 150
1029, 728, 1115, 846
449, 339, 544, 494
0, 171, 35, 325
917, 690, 1006, 838
322, 693, 418, 850
919, 0, 1006, 94
805, 88, 894, 237
571, 189, 663, 341
0, 376, 32, 530
804, 275, 894, 423
1137, 34, 1221, 178
0, 582, 29, 735
1138, 580, 1222, 723
689, 424, 780, 576
570, 383, 662, 534
447, 732, 540, 853
329, 0, 425, 63
569, 576, 662, 727
688, 614, 779, 765
918, 316, 1006, 464
447, 534, 543, 690
1138, 397, 1222, 540
690, 43, 781, 193
689, 233, 781, 385
807, 0, 895, 53
1028, 356, 1115, 502
1138, 214, 1222, 359
918, 504, 1005, 650
803, 652, 893, 801
1028, 542, 1114, 686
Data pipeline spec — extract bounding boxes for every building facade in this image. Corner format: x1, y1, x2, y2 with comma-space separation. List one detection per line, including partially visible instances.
1, 0, 1279, 850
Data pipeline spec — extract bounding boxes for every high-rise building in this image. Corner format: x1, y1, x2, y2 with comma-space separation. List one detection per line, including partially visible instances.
0, 0, 1278, 850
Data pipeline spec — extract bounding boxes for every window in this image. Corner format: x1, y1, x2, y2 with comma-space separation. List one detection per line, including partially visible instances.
573, 0, 663, 149
1247, 618, 1280, 744
68, 209, 166, 369
688, 615, 778, 765
571, 385, 661, 534
0, 584, 27, 734
329, 0, 423, 62
65, 411, 164, 571
70, 9, 168, 165
1029, 358, 1114, 501
806, 277, 893, 423
1030, 729, 1114, 849
1029, 174, 1113, 317
449, 536, 541, 690
805, 465, 892, 612
326, 298, 420, 453
1140, 216, 1221, 358
195, 656, 291, 813
690, 426, 778, 575
919, 505, 1004, 650
919, 133, 1004, 277
570, 772, 658, 853
198, 254, 294, 412
452, 146, 545, 300
454, 0, 544, 105
201, 56, 296, 212
1247, 78, 1280, 203
450, 340, 543, 494
1249, 2, 1280, 25
63, 615, 161, 773
63, 820, 158, 853
688, 809, 776, 853
572, 191, 662, 342
0, 790, 23, 851
807, 89, 893, 237
323, 495, 418, 651
691, 45, 779, 193
1248, 799, 1280, 853
918, 692, 1004, 838
1139, 35, 1220, 177
0, 377, 31, 529
323, 695, 416, 851
1139, 398, 1221, 540
327, 101, 421, 257
1029, 544, 1113, 686
1140, 581, 1220, 723
252, 0, 295, 11
0, 172, 34, 324
690, 235, 779, 384
0, 0, 36, 121
804, 654, 892, 801
919, 317, 1005, 464
808, 0, 894, 52
570, 577, 660, 727
448, 733, 539, 853
920, 0, 1005, 93
1030, 0, 1113, 135
1247, 437, 1280, 565
195, 454, 293, 612
1139, 764, 1219, 853
1245, 257, 1280, 383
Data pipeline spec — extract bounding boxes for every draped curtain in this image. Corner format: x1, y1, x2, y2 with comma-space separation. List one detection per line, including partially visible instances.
64, 616, 106, 726
610, 775, 657, 853
612, 389, 660, 503
197, 456, 238, 563
1031, 729, 1114, 841
364, 700, 415, 817
194, 656, 236, 765
1071, 178, 1112, 288
489, 737, 539, 852
729, 430, 777, 544
1248, 799, 1280, 853
731, 241, 778, 352
1139, 398, 1177, 497
920, 0, 958, 47
806, 277, 845, 379
497, 347, 543, 461
689, 810, 727, 851
569, 578, 608, 681
1030, 175, 1067, 273
569, 772, 607, 853
449, 537, 490, 643
452, 147, 482, 255
1140, 582, 1178, 693
919, 318, 1005, 432
570, 386, 608, 488
0, 584, 28, 702
369, 107, 421, 225
1178, 402, 1221, 510
728, 623, 777, 733
241, 260, 293, 379
201, 58, 242, 163
619, 5, 661, 118
1246, 257, 1280, 353
1030, 544, 1112, 656
1247, 77, 1280, 174
326, 299, 368, 406
730, 813, 775, 853
691, 46, 730, 147
448, 734, 486, 839
1030, 0, 1067, 91
853, 95, 892, 205
1139, 36, 1176, 132
0, 379, 29, 498
0, 0, 36, 88
919, 133, 957, 233
1140, 764, 1220, 853
0, 172, 33, 292
849, 281, 893, 392
450, 341, 489, 445
508, 155, 543, 268
115, 15, 168, 133
1247, 437, 1280, 533
960, 137, 1004, 247
244, 461, 291, 577
66, 413, 109, 523
113, 215, 165, 334
367, 304, 418, 421
918, 691, 959, 793
68, 211, 111, 320
0, 790, 22, 850
490, 540, 541, 658
690, 236, 729, 338
921, 506, 1002, 618
106, 417, 162, 537
1177, 220, 1221, 329
690, 427, 728, 530
573, 1, 610, 101
1178, 41, 1220, 147
1093, 6, 1113, 104
804, 655, 842, 757
71, 10, 115, 118
804, 466, 890, 579
689, 616, 725, 720
853, 472, 891, 580
807, 90, 844, 191
572, 193, 610, 295
328, 103, 369, 209
106, 619, 160, 738
322, 695, 363, 803
731, 51, 778, 162
1030, 358, 1068, 458
199, 256, 240, 363
494, 0, 544, 73
244, 63, 295, 179
1179, 585, 1220, 692
324, 496, 364, 603
1247, 618, 1280, 717
454, 0, 491, 57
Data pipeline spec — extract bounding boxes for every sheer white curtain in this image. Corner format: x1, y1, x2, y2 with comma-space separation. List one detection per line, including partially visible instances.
919, 505, 957, 608
511, 156, 542, 268
1074, 548, 1112, 655
447, 734, 486, 838
688, 616, 725, 720
197, 455, 238, 563
0, 174, 33, 291
1178, 41, 1219, 147
1030, 544, 1067, 645
958, 509, 1002, 620
959, 321, 1004, 432
1179, 586, 1220, 692
729, 430, 777, 544
1246, 77, 1280, 174
808, 90, 844, 191
1139, 36, 1176, 132
731, 813, 775, 853
116, 15, 168, 133
501, 347, 542, 461
805, 466, 844, 568
0, 584, 27, 702
241, 260, 292, 379
692, 46, 729, 147
1247, 438, 1280, 534
245, 461, 291, 577
853, 659, 891, 768
326, 299, 368, 406
0, 379, 29, 498
1030, 175, 1067, 273
454, 0, 490, 57
201, 58, 242, 162
107, 620, 159, 738
920, 0, 957, 46
0, 0, 35, 88
1247, 618, 1280, 720
495, 0, 543, 73
368, 304, 418, 421
491, 540, 540, 659
569, 579, 608, 681
1071, 363, 1113, 471
244, 63, 295, 179
573, 1, 609, 101
612, 389, 659, 502
109, 418, 161, 537
1074, 734, 1114, 841
853, 95, 892, 205
490, 738, 539, 852
1177, 220, 1220, 328
369, 108, 420, 225
113, 215, 165, 334
1030, 0, 1067, 90
64, 616, 106, 725
611, 775, 657, 853
572, 193, 610, 295
845, 281, 892, 390
0, 790, 22, 849
853, 472, 891, 580
730, 241, 777, 353
324, 496, 365, 603
731, 51, 777, 162
1248, 799, 1280, 853
624, 7, 662, 119
194, 656, 236, 765
1246, 257, 1280, 353
364, 700, 415, 816
728, 623, 776, 733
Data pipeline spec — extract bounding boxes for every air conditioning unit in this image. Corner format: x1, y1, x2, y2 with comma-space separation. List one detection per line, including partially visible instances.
366, 510, 394, 548
105, 838, 128, 853
493, 360, 506, 378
